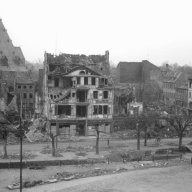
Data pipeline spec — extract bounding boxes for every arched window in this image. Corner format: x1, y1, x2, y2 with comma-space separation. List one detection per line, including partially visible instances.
79, 70, 85, 75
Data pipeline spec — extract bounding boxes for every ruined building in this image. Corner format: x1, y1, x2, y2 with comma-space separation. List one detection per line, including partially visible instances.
0, 19, 38, 118
43, 51, 113, 137
15, 77, 36, 118
116, 60, 162, 103
0, 19, 25, 71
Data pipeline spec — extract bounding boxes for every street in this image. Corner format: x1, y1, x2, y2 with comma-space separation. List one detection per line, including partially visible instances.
24, 165, 192, 192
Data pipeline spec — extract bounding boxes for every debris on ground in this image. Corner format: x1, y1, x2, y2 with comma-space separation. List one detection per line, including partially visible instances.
7, 179, 43, 190
7, 159, 186, 190
107, 150, 152, 163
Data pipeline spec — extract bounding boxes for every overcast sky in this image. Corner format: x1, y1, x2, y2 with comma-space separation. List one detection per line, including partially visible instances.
1, 0, 192, 66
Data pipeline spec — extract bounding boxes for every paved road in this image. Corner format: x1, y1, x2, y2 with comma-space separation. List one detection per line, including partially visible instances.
24, 165, 192, 192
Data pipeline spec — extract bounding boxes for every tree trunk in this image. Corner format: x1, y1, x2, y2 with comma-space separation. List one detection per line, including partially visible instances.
144, 126, 147, 146
137, 123, 140, 150
3, 138, 8, 159
50, 133, 56, 157
179, 134, 183, 150
96, 129, 100, 155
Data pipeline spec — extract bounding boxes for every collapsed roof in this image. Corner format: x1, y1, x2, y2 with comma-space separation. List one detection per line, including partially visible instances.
45, 51, 110, 76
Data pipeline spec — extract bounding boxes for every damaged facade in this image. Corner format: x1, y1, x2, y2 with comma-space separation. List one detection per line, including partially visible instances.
43, 51, 113, 137
0, 19, 25, 70
15, 78, 36, 118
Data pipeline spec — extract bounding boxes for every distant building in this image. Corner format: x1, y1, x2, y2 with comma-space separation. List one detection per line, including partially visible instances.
15, 78, 36, 119
117, 60, 158, 84
113, 83, 135, 115
0, 18, 29, 114
188, 78, 192, 110
116, 60, 161, 103
163, 72, 186, 105
175, 85, 188, 108
0, 19, 26, 71
43, 51, 113, 137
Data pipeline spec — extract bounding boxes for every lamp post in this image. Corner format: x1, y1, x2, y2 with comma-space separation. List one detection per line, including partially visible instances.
19, 93, 23, 192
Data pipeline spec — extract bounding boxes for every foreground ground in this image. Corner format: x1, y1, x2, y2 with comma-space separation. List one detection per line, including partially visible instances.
24, 164, 192, 192
0, 137, 192, 191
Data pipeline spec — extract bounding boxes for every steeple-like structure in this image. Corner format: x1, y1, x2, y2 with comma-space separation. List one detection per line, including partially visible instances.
0, 18, 26, 71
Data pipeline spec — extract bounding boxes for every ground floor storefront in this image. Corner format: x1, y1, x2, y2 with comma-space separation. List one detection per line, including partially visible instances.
50, 119, 112, 138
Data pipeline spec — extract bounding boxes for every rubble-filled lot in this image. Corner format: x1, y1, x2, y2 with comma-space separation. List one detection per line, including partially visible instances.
0, 137, 192, 191
2, 159, 191, 191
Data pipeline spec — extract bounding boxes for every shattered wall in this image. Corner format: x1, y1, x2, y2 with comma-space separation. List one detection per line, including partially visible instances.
0, 19, 26, 71
43, 51, 113, 137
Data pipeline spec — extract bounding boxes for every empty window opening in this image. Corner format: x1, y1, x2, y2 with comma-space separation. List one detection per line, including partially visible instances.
103, 91, 108, 99
18, 85, 21, 89
77, 124, 85, 136
76, 90, 87, 102
77, 77, 80, 85
105, 79, 108, 85
29, 85, 33, 89
9, 86, 14, 92
58, 105, 71, 116
76, 106, 87, 117
99, 105, 103, 114
103, 105, 108, 114
23, 85, 26, 89
93, 105, 109, 115
72, 92, 76, 97
84, 77, 88, 85
93, 91, 98, 99
92, 77, 96, 85
93, 106, 98, 115
63, 77, 72, 88
29, 93, 33, 99
23, 93, 27, 99
189, 81, 192, 88
54, 78, 59, 87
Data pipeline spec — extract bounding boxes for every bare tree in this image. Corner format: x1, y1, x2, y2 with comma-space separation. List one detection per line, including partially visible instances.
166, 108, 192, 149
0, 112, 18, 158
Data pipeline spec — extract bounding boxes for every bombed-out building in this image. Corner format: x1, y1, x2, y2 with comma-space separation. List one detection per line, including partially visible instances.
43, 51, 113, 137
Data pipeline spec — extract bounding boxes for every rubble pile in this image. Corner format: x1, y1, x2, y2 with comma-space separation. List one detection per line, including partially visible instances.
50, 168, 123, 182
107, 150, 152, 162
7, 178, 43, 190
7, 158, 187, 190
25, 118, 50, 143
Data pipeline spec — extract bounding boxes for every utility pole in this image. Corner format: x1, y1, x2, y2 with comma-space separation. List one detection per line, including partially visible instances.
19, 93, 23, 192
